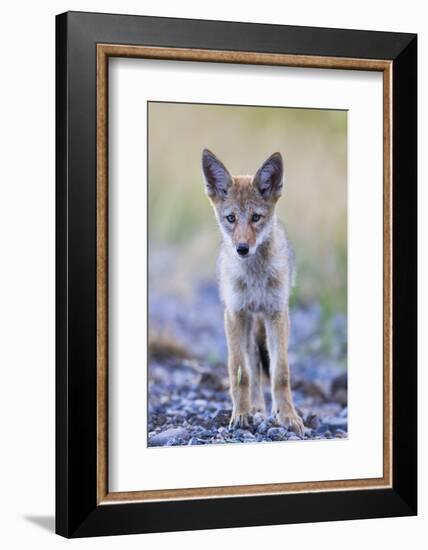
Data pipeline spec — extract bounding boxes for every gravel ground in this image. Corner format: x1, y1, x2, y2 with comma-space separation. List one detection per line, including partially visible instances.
148, 281, 347, 447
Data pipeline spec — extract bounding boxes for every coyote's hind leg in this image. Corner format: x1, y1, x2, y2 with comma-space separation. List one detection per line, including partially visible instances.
248, 316, 266, 415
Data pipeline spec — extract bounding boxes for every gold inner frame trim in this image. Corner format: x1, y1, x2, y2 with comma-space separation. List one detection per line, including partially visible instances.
96, 44, 393, 505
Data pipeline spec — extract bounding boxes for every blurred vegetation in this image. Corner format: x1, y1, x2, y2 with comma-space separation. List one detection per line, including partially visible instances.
148, 102, 347, 315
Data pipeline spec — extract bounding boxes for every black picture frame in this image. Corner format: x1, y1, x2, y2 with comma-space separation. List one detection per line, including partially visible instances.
56, 10, 417, 538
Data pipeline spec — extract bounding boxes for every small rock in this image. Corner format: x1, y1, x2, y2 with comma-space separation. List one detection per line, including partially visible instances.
293, 381, 327, 402
234, 429, 254, 440
334, 429, 348, 438
191, 425, 205, 433
333, 388, 347, 406
199, 370, 225, 391
211, 409, 231, 427
303, 427, 313, 438
315, 423, 331, 434
252, 413, 264, 427
325, 417, 348, 431
201, 410, 212, 421
235, 431, 256, 441
305, 412, 321, 430
331, 372, 347, 395
267, 427, 287, 441
165, 438, 185, 446
288, 434, 301, 441
152, 414, 167, 426
257, 421, 270, 435
198, 428, 215, 438
187, 390, 198, 400
188, 437, 205, 445
149, 427, 190, 446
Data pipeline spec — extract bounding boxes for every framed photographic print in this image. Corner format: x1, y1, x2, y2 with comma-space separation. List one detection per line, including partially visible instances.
56, 11, 417, 538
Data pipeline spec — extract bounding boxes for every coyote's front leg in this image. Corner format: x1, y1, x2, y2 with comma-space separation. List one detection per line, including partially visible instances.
265, 311, 304, 436
224, 309, 251, 429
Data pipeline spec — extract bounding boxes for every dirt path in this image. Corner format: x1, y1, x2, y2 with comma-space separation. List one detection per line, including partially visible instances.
148, 281, 347, 446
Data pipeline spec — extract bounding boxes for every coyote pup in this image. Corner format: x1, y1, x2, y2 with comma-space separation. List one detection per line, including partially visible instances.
202, 149, 304, 436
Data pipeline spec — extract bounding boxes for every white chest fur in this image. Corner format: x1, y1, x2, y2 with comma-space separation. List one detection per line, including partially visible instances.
218, 246, 290, 316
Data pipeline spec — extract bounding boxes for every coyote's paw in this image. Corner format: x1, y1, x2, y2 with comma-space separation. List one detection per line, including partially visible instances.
229, 411, 251, 430
273, 408, 304, 437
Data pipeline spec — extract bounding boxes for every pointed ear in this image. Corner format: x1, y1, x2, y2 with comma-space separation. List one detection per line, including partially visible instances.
253, 152, 284, 201
202, 149, 233, 201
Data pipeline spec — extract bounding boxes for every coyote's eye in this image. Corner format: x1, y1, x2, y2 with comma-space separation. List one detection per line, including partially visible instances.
226, 214, 236, 223
251, 213, 261, 223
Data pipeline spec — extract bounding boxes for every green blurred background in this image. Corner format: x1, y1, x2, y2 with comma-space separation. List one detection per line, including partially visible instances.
148, 101, 347, 316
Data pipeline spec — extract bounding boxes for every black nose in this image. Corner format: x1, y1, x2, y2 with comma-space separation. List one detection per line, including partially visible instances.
236, 243, 249, 256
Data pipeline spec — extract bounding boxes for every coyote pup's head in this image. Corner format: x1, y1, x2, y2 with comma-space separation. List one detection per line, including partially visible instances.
202, 149, 284, 258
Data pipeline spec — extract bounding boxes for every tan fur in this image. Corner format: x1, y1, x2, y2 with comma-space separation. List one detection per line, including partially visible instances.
202, 150, 304, 436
